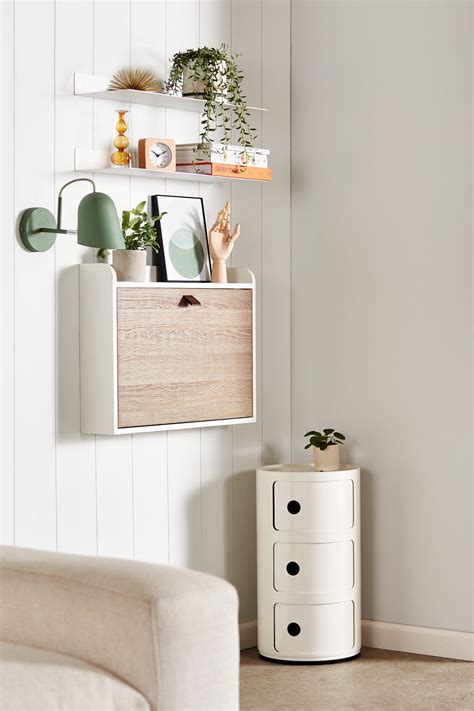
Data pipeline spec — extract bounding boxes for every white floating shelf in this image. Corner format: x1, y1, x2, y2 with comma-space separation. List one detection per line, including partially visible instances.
74, 72, 267, 113
74, 148, 270, 184
77, 166, 271, 184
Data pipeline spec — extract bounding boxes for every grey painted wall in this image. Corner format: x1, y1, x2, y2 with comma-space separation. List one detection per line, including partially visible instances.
291, 0, 472, 632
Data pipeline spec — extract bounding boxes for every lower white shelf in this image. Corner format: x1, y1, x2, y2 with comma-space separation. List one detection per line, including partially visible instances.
74, 148, 270, 184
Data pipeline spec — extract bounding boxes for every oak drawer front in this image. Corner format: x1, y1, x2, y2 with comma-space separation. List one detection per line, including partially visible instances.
273, 541, 354, 594
273, 481, 353, 533
117, 287, 253, 427
274, 602, 354, 656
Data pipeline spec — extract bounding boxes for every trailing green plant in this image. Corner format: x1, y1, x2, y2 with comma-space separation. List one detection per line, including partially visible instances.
165, 45, 257, 158
304, 428, 346, 451
121, 200, 166, 251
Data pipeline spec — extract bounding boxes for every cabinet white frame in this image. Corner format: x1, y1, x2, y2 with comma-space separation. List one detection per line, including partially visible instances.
79, 264, 256, 435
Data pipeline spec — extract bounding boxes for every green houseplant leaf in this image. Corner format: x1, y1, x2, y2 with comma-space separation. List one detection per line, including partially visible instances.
304, 428, 346, 451
120, 201, 167, 252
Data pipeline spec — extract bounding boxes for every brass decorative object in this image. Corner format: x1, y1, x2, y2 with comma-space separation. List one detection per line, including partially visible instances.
109, 67, 162, 93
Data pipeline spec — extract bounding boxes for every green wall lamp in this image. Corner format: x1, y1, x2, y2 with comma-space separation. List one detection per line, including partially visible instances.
19, 178, 125, 252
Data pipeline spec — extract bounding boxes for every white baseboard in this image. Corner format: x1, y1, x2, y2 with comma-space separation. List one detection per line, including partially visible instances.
239, 620, 258, 650
240, 619, 474, 661
362, 619, 473, 662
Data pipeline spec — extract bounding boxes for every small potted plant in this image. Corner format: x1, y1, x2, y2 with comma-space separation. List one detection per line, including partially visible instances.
304, 428, 346, 472
112, 200, 166, 282
165, 45, 257, 157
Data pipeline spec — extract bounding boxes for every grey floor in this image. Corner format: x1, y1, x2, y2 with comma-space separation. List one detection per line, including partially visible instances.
240, 646, 473, 711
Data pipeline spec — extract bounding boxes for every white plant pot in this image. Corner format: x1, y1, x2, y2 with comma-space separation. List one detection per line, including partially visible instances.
112, 250, 147, 282
182, 62, 227, 103
313, 444, 340, 472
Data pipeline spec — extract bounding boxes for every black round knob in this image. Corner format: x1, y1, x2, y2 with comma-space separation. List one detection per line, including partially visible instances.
286, 561, 300, 576
287, 500, 301, 515
287, 622, 301, 637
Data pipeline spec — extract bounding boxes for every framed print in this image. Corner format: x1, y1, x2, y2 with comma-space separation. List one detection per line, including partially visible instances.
150, 194, 211, 282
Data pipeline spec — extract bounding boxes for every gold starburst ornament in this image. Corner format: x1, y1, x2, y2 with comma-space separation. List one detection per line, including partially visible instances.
109, 68, 162, 93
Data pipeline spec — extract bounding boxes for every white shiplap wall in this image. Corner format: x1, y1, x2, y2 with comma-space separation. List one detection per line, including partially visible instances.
1, 0, 290, 626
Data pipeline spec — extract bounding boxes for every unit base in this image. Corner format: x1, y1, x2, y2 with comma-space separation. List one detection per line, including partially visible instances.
258, 649, 361, 665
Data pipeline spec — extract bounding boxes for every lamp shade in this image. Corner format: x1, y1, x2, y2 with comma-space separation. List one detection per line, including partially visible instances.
77, 191, 124, 249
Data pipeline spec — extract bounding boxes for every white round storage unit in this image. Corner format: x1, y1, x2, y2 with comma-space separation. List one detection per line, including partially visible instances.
256, 464, 360, 663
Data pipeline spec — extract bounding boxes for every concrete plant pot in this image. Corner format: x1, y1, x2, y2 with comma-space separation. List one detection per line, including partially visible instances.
112, 249, 147, 282
182, 62, 227, 103
313, 444, 340, 472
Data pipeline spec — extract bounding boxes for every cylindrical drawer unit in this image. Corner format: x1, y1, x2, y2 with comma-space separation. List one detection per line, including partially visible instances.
257, 464, 361, 662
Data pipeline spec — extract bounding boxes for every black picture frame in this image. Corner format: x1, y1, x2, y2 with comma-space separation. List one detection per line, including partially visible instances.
150, 194, 212, 282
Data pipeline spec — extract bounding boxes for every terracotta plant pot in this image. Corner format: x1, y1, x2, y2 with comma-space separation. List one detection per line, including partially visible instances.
112, 250, 147, 282
313, 444, 340, 472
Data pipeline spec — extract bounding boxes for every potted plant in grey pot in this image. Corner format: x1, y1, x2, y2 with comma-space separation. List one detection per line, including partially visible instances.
112, 200, 166, 282
165, 45, 257, 159
304, 428, 346, 472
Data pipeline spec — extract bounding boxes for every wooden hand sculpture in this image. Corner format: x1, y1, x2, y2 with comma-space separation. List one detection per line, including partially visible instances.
209, 201, 240, 283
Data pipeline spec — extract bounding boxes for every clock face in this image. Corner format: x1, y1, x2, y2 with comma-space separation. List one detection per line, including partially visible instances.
148, 142, 172, 168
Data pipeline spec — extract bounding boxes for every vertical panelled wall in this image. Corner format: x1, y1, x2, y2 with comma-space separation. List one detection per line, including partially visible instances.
1, 0, 290, 626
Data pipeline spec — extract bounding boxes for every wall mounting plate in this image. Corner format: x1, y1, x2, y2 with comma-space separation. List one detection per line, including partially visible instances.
20, 208, 57, 252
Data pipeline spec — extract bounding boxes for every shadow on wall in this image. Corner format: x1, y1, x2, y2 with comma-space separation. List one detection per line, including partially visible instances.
57, 263, 91, 444
360, 466, 375, 621
194, 474, 233, 581
263, 442, 289, 466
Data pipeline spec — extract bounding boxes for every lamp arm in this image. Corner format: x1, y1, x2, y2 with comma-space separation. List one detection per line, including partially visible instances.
55, 178, 96, 233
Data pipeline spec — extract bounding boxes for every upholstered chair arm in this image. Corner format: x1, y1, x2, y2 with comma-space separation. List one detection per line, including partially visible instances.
0, 546, 239, 711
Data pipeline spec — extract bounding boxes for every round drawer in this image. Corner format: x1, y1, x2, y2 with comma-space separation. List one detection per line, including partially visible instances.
273, 480, 354, 533
274, 602, 354, 656
274, 541, 354, 594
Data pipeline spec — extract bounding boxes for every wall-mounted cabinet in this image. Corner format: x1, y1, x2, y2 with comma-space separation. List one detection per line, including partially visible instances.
80, 264, 256, 434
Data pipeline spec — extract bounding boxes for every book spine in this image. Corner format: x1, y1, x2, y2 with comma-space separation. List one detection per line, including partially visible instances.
177, 150, 269, 168
176, 163, 272, 181
211, 164, 272, 180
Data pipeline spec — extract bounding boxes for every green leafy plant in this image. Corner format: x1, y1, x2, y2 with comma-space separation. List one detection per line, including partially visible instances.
304, 428, 346, 451
121, 200, 166, 251
165, 45, 257, 157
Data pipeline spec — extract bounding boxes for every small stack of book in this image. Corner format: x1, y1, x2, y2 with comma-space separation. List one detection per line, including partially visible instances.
176, 143, 272, 181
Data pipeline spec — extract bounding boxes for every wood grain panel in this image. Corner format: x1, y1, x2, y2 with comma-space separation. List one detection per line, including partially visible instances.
117, 288, 253, 427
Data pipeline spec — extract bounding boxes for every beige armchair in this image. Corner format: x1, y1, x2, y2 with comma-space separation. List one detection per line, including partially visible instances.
0, 546, 239, 710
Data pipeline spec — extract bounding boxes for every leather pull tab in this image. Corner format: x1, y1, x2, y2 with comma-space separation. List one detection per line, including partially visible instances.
179, 295, 201, 307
